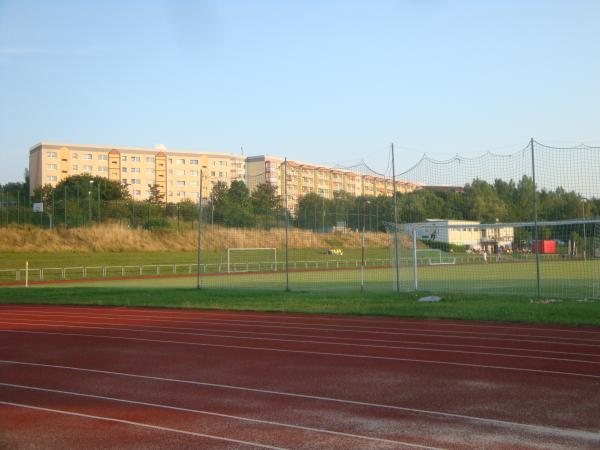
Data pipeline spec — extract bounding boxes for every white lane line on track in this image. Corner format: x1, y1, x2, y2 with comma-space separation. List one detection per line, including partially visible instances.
1, 328, 600, 379
1, 359, 599, 442
2, 318, 599, 366
7, 307, 600, 342
4, 304, 599, 337
4, 313, 600, 359
0, 382, 445, 449
3, 306, 597, 342
4, 310, 600, 348
0, 400, 288, 450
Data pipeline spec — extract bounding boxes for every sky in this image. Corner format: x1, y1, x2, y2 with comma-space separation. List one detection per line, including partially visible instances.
1, 0, 600, 184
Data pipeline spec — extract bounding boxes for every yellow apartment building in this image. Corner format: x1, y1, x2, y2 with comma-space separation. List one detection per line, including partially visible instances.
29, 142, 245, 202
245, 155, 418, 210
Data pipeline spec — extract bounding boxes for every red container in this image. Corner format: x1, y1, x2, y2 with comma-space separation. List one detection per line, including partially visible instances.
533, 240, 556, 254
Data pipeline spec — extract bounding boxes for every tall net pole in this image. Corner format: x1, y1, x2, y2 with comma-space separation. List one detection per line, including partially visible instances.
284, 158, 290, 291
391, 143, 401, 292
196, 170, 203, 290
531, 138, 541, 298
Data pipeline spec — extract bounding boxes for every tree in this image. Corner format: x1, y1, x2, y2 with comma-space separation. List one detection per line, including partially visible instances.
147, 183, 165, 204
209, 181, 229, 224
55, 174, 131, 201
251, 183, 281, 213
223, 180, 255, 227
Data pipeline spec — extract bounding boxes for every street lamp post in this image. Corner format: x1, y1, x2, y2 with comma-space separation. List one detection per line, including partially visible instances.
97, 182, 101, 224
89, 180, 94, 224
322, 195, 325, 232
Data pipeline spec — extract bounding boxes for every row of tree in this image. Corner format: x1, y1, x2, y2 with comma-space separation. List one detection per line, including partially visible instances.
1, 173, 598, 231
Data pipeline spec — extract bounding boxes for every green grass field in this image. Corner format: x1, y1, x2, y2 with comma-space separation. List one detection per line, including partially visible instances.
1, 286, 599, 327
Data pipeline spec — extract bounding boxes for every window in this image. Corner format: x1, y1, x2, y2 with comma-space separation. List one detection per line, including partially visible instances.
121, 156, 127, 161
176, 180, 185, 186
145, 157, 155, 163
145, 168, 155, 174
131, 179, 141, 185
219, 161, 225, 166
131, 167, 140, 173
177, 191, 185, 197
219, 172, 224, 177
72, 165, 78, 171
98, 155, 108, 160
131, 156, 140, 162
47, 175, 57, 181
133, 190, 141, 196
83, 165, 93, 172
189, 170, 198, 176
47, 164, 57, 170
98, 166, 108, 172
47, 151, 57, 158
122, 167, 127, 173
176, 158, 185, 165
82, 154, 93, 160
190, 180, 199, 187
72, 153, 78, 159
176, 170, 185, 176
122, 178, 128, 184
168, 158, 173, 164
168, 191, 173, 197
211, 161, 216, 166
190, 159, 198, 165
210, 171, 216, 176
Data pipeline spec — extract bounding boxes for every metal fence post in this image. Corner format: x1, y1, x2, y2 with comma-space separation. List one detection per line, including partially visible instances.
196, 170, 203, 289
391, 143, 401, 292
531, 138, 541, 298
284, 158, 290, 292
412, 228, 418, 290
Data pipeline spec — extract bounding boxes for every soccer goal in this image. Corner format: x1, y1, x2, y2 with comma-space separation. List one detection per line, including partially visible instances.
226, 248, 278, 273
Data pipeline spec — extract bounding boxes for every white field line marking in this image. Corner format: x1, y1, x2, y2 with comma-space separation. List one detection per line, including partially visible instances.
1, 359, 599, 443
2, 317, 599, 366
4, 313, 600, 359
5, 310, 600, 348
0, 382, 444, 449
1, 328, 600, 380
0, 400, 287, 450
6, 306, 600, 342
4, 304, 600, 337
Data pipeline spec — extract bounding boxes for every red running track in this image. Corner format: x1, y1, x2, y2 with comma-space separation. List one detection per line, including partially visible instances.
0, 305, 599, 449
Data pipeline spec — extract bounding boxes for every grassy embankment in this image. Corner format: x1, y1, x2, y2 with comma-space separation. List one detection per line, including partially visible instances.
0, 224, 399, 268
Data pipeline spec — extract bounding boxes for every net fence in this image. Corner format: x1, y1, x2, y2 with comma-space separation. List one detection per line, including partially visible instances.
1, 140, 599, 298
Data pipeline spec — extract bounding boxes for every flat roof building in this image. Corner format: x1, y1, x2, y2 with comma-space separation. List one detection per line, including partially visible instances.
29, 142, 420, 208
29, 142, 245, 202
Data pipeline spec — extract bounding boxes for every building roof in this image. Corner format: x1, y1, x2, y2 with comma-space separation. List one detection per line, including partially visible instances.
30, 142, 245, 159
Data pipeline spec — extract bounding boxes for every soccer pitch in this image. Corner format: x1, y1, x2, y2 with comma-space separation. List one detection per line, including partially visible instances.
31, 258, 600, 300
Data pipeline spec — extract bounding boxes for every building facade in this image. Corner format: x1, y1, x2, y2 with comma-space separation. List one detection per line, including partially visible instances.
246, 155, 418, 210
30, 143, 418, 208
29, 142, 245, 202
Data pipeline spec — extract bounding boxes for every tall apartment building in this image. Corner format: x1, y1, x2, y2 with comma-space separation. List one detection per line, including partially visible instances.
29, 142, 245, 202
246, 155, 419, 210
29, 143, 419, 208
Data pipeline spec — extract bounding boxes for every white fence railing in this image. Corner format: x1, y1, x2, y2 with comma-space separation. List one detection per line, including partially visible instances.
0, 253, 586, 284
0, 258, 395, 283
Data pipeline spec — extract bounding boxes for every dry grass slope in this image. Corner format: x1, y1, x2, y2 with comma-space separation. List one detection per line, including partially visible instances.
2, 225, 404, 253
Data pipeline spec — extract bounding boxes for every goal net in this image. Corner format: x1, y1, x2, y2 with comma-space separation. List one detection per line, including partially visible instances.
226, 248, 278, 273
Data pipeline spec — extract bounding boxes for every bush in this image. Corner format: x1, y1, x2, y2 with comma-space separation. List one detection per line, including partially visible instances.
420, 238, 466, 253
143, 219, 171, 231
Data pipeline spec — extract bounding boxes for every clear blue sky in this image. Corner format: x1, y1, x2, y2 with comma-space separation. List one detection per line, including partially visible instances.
1, 0, 599, 184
